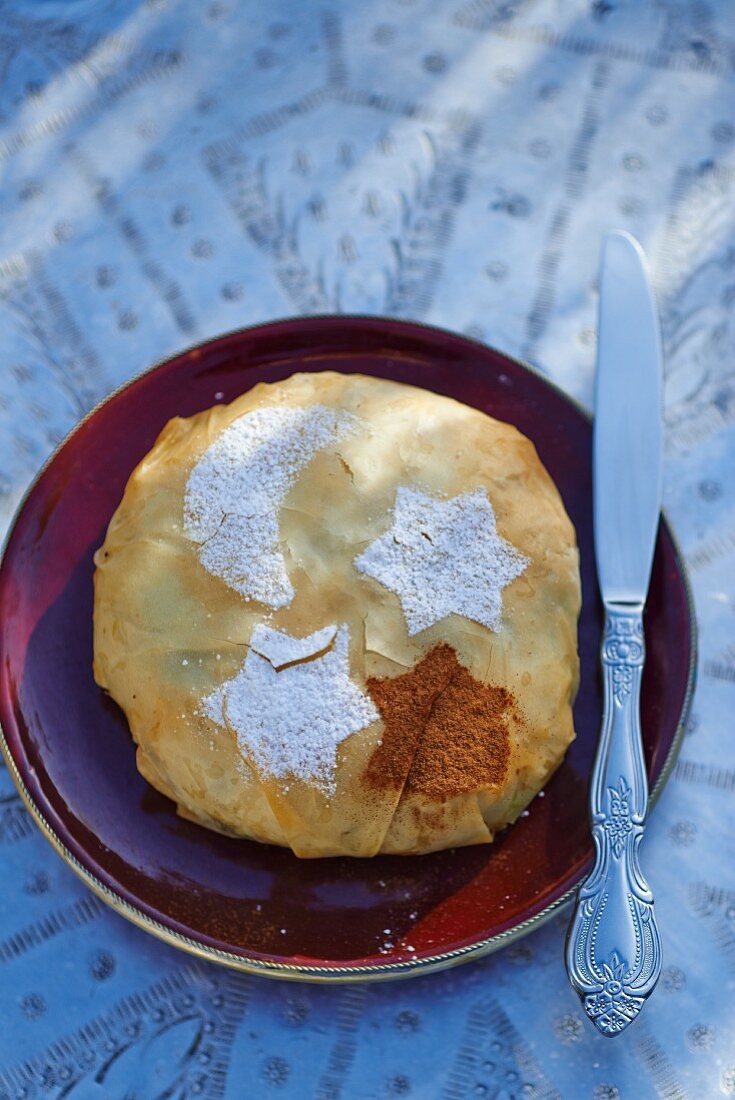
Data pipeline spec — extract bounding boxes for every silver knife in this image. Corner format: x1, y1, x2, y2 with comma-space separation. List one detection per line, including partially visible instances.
565, 230, 663, 1036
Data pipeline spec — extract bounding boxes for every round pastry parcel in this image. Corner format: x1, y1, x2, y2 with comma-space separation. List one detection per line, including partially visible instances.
93, 372, 581, 858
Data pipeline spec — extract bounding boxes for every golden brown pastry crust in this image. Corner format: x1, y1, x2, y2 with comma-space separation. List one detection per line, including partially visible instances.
93, 371, 581, 857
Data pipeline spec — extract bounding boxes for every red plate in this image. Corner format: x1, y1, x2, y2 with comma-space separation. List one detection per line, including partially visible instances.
0, 317, 695, 981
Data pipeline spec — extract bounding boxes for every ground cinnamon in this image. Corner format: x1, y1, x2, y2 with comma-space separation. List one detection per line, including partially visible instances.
364, 644, 456, 791
365, 644, 512, 799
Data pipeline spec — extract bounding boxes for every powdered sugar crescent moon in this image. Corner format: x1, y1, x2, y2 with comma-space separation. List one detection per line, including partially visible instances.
183, 404, 358, 608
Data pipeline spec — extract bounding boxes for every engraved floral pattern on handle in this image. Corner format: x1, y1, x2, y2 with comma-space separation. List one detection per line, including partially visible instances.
604, 777, 634, 857
602, 612, 644, 704
584, 951, 645, 1034
566, 606, 662, 1036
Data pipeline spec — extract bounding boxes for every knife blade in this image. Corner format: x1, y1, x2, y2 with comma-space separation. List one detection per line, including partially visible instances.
594, 231, 663, 602
565, 230, 663, 1036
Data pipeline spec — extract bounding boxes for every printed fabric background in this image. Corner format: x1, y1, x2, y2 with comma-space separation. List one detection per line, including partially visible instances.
0, 1, 734, 1097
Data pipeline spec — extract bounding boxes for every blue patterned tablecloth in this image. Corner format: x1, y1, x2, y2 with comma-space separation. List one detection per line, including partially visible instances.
1, 2, 734, 1097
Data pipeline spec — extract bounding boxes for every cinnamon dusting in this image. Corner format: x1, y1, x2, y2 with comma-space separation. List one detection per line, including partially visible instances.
364, 644, 455, 791
365, 644, 513, 799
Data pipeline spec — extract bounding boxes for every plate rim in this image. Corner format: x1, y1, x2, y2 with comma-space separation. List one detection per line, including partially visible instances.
0, 314, 698, 983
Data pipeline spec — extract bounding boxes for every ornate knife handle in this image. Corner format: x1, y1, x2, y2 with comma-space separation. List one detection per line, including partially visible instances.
566, 603, 661, 1036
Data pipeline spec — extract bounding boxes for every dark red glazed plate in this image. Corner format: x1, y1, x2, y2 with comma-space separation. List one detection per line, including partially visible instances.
0, 317, 696, 981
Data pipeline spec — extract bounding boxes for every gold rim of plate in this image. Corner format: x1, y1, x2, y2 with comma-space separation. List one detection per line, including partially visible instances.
0, 316, 698, 983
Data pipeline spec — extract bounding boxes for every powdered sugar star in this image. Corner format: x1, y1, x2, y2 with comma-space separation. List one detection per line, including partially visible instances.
201, 623, 378, 794
355, 487, 528, 635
